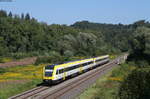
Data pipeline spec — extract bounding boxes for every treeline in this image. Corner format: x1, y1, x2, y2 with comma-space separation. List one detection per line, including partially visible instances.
72, 20, 150, 65
0, 10, 124, 59
0, 10, 81, 58
0, 10, 150, 64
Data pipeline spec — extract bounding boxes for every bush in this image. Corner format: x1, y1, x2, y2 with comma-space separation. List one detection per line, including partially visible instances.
9, 51, 43, 59
118, 68, 150, 99
34, 57, 51, 65
10, 52, 30, 59
34, 52, 63, 65
64, 50, 74, 57
136, 60, 149, 68
0, 58, 3, 63
0, 68, 7, 74
111, 64, 131, 78
127, 53, 150, 67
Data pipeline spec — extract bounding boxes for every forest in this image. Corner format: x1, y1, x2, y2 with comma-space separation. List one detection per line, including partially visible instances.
0, 10, 150, 98
0, 10, 149, 56
0, 10, 150, 64
0, 9, 150, 66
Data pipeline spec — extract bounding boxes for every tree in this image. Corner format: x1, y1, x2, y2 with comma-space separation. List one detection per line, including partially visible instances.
130, 27, 150, 55
0, 37, 8, 56
127, 27, 150, 66
0, 10, 7, 17
8, 12, 12, 17
25, 13, 30, 20
21, 13, 24, 19
119, 68, 150, 99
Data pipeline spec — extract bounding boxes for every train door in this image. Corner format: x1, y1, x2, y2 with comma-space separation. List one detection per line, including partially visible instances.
63, 68, 66, 80
56, 69, 60, 80
80, 64, 83, 73
57, 68, 64, 80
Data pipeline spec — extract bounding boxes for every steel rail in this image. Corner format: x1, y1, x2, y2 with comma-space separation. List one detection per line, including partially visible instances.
9, 86, 49, 99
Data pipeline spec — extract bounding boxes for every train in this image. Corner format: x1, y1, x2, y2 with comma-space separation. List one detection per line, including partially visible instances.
43, 55, 109, 84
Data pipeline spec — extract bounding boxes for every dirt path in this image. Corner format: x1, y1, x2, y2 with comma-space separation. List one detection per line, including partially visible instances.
0, 57, 37, 68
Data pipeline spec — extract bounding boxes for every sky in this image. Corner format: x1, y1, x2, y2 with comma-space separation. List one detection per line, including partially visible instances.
0, 0, 150, 25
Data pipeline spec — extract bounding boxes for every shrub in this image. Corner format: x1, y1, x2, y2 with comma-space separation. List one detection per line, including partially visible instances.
0, 58, 3, 63
9, 52, 41, 59
34, 52, 63, 65
118, 68, 150, 99
136, 60, 149, 68
34, 57, 51, 65
127, 53, 150, 67
64, 50, 74, 57
111, 64, 132, 78
10, 52, 29, 59
0, 68, 7, 74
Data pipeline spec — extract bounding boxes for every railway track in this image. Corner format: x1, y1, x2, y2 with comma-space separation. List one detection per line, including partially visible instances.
9, 55, 127, 99
39, 60, 117, 99
9, 86, 50, 99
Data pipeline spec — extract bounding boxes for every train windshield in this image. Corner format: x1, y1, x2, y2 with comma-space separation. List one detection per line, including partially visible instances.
45, 64, 55, 77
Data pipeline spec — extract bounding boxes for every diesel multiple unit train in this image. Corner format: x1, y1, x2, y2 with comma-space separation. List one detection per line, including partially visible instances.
43, 55, 109, 84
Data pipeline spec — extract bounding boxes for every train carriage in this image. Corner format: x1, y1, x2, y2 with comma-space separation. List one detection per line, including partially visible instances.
43, 55, 109, 84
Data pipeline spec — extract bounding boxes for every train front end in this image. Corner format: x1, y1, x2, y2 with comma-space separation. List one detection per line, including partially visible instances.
43, 64, 55, 84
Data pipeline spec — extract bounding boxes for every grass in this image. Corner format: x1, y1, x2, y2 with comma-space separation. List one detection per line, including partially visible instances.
0, 57, 13, 63
0, 79, 41, 99
0, 64, 48, 99
78, 64, 136, 99
109, 55, 117, 60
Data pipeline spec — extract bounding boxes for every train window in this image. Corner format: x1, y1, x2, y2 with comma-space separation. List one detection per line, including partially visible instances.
82, 63, 87, 67
75, 65, 79, 68
96, 59, 102, 62
56, 69, 59, 74
64, 64, 80, 72
45, 72, 53, 77
64, 67, 68, 72
87, 61, 93, 65
59, 69, 64, 74
70, 66, 73, 70
81, 61, 93, 67
45, 64, 55, 69
72, 65, 76, 70
66, 67, 69, 71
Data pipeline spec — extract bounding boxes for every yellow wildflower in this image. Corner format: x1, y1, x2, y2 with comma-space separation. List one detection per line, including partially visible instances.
108, 77, 123, 81
1, 58, 12, 62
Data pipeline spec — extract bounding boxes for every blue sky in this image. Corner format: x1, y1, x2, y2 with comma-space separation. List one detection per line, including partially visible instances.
0, 0, 150, 25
